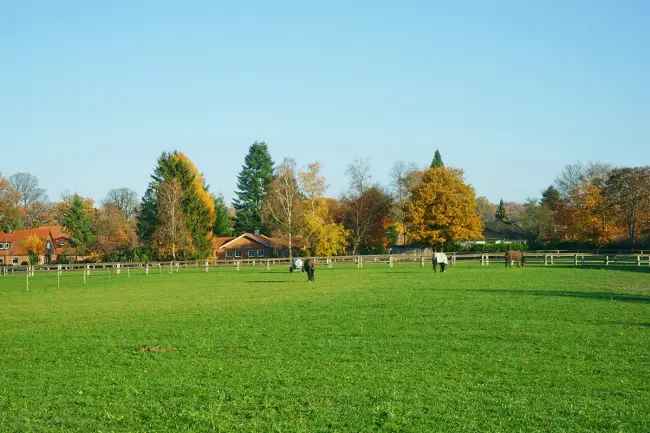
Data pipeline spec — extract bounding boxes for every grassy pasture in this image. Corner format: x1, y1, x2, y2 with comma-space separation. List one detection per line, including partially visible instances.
1, 263, 649, 433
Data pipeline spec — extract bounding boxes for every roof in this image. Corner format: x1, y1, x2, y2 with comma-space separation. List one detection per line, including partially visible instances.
0, 225, 72, 257
214, 233, 274, 250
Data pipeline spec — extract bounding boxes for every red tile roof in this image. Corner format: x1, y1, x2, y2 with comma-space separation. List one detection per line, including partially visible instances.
0, 225, 72, 257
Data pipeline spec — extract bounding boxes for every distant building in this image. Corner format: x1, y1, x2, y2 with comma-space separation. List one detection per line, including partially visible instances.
212, 233, 299, 259
0, 225, 74, 266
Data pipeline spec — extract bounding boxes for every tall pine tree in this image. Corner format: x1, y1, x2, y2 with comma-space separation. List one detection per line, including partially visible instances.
233, 142, 274, 234
431, 150, 444, 168
62, 194, 96, 254
213, 195, 234, 236
137, 151, 215, 259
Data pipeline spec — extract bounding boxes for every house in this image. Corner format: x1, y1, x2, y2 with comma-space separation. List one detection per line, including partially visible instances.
212, 233, 297, 259
0, 225, 74, 266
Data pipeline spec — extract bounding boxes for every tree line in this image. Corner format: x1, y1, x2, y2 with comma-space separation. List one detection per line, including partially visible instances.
1, 145, 649, 262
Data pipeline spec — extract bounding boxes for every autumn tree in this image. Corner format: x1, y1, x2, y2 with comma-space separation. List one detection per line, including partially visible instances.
138, 151, 215, 258
8, 172, 49, 228
298, 163, 348, 256
405, 166, 483, 248
604, 167, 650, 245
22, 235, 44, 265
341, 184, 393, 254
233, 142, 274, 234
262, 159, 304, 259
104, 188, 139, 220
0, 174, 21, 231
390, 161, 421, 245
95, 204, 138, 260
152, 179, 193, 260
9, 173, 47, 209
341, 158, 387, 254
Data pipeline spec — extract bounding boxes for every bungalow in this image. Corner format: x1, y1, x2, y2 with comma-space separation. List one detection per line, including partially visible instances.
0, 225, 74, 266
212, 233, 297, 259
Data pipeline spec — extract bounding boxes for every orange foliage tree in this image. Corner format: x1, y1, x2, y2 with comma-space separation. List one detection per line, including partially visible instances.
404, 167, 483, 248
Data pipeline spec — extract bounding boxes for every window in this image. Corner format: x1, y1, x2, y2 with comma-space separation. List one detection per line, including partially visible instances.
248, 250, 257, 258
234, 250, 241, 258
257, 249, 265, 257
0, 243, 10, 250
225, 250, 233, 258
13, 258, 18, 264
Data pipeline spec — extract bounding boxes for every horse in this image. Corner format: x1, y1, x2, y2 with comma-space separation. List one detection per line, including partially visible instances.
505, 250, 525, 268
432, 252, 449, 272
304, 259, 315, 282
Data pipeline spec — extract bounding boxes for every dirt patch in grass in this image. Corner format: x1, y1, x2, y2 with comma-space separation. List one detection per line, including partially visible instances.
136, 345, 177, 353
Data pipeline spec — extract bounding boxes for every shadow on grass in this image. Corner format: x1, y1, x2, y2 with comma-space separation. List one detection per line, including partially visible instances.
469, 288, 650, 304
527, 264, 650, 274
598, 321, 650, 328
245, 280, 293, 284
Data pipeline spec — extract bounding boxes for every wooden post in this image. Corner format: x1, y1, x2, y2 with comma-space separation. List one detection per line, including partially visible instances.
266, 259, 270, 270
26, 267, 30, 291
389, 256, 394, 268
605, 256, 609, 266
637, 255, 641, 267
116, 263, 121, 275
236, 260, 240, 271
57, 265, 62, 289
574, 254, 578, 266
550, 255, 554, 265
205, 260, 209, 272
328, 257, 333, 268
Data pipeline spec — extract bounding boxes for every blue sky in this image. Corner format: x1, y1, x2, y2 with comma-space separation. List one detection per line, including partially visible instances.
2, 1, 648, 205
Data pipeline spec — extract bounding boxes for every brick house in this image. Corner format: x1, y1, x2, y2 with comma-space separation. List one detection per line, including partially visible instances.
212, 233, 297, 259
0, 225, 74, 266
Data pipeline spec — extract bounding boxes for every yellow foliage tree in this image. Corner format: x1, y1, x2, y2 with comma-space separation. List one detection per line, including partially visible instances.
304, 198, 349, 256
404, 167, 483, 247
22, 235, 44, 265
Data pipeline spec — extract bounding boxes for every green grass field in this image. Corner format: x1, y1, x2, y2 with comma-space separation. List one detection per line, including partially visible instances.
1, 263, 649, 433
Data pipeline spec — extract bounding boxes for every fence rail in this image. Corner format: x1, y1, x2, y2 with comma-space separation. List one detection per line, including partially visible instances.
2, 251, 650, 275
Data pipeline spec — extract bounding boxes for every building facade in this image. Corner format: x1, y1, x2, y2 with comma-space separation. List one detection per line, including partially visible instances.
212, 233, 295, 259
0, 226, 74, 266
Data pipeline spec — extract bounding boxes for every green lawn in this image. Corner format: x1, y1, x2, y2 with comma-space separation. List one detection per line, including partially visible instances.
1, 263, 649, 433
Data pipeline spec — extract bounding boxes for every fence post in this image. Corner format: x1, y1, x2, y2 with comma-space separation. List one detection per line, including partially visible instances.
26, 267, 30, 291
266, 259, 270, 270
389, 256, 394, 268
637, 255, 641, 267
236, 260, 240, 271
550, 255, 554, 265
605, 256, 609, 266
328, 257, 333, 268
57, 265, 62, 289
574, 254, 578, 266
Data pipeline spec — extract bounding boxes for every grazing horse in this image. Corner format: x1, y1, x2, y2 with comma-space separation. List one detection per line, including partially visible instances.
432, 252, 449, 272
505, 250, 525, 268
304, 259, 315, 282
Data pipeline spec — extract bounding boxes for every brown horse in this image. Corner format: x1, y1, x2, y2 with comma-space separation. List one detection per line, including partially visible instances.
505, 250, 525, 268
